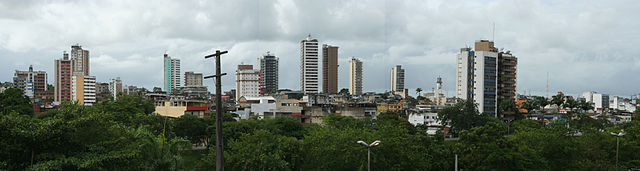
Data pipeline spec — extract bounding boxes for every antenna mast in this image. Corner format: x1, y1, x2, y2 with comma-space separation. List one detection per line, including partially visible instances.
492, 22, 495, 42
546, 72, 549, 98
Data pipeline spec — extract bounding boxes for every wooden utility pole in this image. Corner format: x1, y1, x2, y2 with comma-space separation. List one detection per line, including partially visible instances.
204, 50, 228, 171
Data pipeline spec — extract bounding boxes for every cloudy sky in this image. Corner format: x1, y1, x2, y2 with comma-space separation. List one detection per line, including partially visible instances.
1, 0, 639, 97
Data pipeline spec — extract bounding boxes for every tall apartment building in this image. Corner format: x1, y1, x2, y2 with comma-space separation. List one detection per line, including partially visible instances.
300, 35, 319, 94
55, 45, 92, 103
455, 40, 500, 115
109, 77, 123, 100
259, 52, 279, 95
70, 45, 90, 76
390, 65, 405, 94
236, 65, 260, 101
72, 75, 96, 106
349, 58, 363, 95
184, 72, 203, 86
55, 52, 73, 102
498, 51, 518, 104
322, 44, 338, 94
163, 53, 181, 94
13, 65, 47, 98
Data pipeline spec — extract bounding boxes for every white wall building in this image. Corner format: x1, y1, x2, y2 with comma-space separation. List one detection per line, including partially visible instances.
455, 40, 499, 115
236, 65, 260, 101
109, 77, 123, 100
301, 35, 319, 94
456, 48, 472, 100
248, 96, 277, 119
592, 93, 609, 112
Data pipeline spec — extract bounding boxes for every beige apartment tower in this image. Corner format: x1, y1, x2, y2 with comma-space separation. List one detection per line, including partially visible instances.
72, 75, 96, 106
71, 45, 90, 76
349, 58, 363, 95
236, 65, 260, 101
184, 71, 204, 86
322, 44, 338, 94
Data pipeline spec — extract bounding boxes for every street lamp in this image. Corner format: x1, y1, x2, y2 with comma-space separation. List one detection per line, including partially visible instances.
610, 131, 625, 171
357, 140, 381, 171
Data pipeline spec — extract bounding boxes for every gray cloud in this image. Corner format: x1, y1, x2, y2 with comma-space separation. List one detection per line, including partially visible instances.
1, 0, 639, 97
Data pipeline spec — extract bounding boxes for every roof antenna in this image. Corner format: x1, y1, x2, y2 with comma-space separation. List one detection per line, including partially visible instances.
492, 22, 495, 42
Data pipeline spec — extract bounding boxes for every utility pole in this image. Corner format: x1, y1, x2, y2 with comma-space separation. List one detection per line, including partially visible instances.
205, 50, 228, 171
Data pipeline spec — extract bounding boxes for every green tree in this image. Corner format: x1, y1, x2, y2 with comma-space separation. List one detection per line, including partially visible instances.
551, 93, 565, 113
225, 130, 302, 170
0, 88, 33, 115
438, 100, 490, 134
174, 114, 208, 144
339, 88, 350, 95
135, 128, 191, 170
415, 88, 422, 97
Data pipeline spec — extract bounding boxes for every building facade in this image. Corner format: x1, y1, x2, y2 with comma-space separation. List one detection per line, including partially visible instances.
301, 35, 319, 94
72, 75, 96, 106
456, 47, 474, 100
163, 53, 181, 94
390, 65, 405, 94
322, 44, 338, 94
109, 77, 123, 100
70, 45, 90, 76
236, 65, 260, 101
259, 52, 279, 95
55, 52, 73, 102
349, 58, 363, 95
455, 40, 500, 115
96, 82, 110, 102
13, 65, 47, 98
184, 71, 203, 86
498, 52, 518, 105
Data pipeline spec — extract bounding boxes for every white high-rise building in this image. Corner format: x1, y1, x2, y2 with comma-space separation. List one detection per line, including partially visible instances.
236, 65, 260, 101
300, 35, 319, 94
455, 40, 499, 115
390, 65, 405, 94
456, 47, 473, 100
349, 58, 363, 95
109, 77, 123, 100
164, 54, 180, 94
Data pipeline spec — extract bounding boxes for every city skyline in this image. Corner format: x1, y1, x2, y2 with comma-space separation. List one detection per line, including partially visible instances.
1, 0, 639, 97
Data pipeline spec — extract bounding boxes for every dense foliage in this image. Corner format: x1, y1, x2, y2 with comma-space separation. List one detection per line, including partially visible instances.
1, 88, 639, 170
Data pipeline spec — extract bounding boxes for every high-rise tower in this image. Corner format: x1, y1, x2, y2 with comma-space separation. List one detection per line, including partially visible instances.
236, 65, 260, 101
390, 65, 405, 94
300, 35, 319, 94
70, 44, 90, 76
322, 44, 338, 94
455, 40, 503, 115
259, 52, 279, 95
349, 58, 363, 95
55, 51, 73, 102
163, 53, 181, 94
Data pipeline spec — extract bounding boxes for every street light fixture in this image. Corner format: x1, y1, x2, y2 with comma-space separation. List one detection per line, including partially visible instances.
610, 131, 625, 171
357, 140, 381, 171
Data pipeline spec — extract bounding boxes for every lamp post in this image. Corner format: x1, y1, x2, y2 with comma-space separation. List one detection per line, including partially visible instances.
357, 140, 381, 171
610, 131, 625, 171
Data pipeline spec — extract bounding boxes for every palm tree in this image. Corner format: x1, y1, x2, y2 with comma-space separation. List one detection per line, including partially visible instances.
416, 88, 423, 97
551, 94, 565, 114
135, 128, 191, 170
